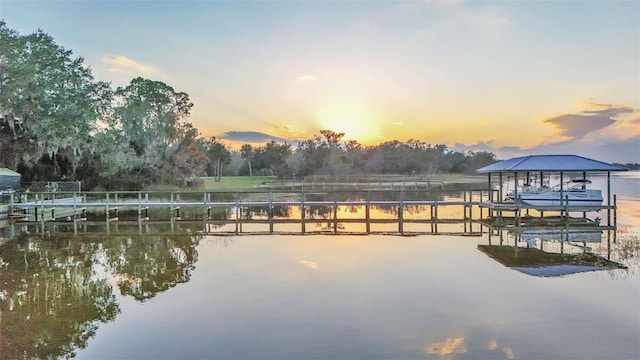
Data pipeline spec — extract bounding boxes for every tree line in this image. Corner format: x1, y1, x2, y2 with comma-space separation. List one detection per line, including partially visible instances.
0, 22, 496, 190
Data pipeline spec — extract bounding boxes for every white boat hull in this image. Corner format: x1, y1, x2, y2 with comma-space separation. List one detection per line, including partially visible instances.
511, 189, 603, 207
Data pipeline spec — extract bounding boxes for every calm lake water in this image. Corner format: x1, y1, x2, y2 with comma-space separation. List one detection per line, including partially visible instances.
1, 172, 639, 359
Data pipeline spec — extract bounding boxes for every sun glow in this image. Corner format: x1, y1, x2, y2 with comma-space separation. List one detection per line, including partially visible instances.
315, 105, 383, 144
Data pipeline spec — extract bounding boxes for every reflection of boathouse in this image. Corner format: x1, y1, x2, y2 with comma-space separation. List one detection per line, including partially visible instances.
477, 244, 627, 277
476, 155, 627, 227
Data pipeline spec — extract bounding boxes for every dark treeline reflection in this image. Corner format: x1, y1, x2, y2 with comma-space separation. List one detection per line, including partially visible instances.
0, 229, 202, 359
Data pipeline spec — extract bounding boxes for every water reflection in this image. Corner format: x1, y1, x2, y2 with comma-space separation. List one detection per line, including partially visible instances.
0, 223, 638, 359
0, 229, 202, 359
0, 172, 637, 359
480, 225, 639, 279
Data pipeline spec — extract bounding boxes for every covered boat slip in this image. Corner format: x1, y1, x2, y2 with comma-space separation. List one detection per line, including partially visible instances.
476, 154, 626, 225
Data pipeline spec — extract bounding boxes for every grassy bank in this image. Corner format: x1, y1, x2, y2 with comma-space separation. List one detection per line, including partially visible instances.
201, 174, 486, 191
201, 176, 278, 190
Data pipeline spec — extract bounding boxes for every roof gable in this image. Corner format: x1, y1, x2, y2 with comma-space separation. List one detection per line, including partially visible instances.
476, 155, 627, 173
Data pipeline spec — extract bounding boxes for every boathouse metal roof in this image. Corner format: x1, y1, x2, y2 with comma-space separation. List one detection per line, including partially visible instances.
476, 155, 627, 173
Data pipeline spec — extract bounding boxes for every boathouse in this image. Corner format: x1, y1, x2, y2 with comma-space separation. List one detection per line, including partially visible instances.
0, 168, 20, 190
476, 154, 627, 220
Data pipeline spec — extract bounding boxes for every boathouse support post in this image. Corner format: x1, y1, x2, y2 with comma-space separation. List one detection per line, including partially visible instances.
613, 194, 617, 233
487, 173, 492, 202
497, 173, 503, 219
514, 172, 518, 202
607, 171, 611, 227
560, 172, 564, 217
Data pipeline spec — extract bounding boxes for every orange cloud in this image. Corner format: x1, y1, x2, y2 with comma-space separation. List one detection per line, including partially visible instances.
104, 55, 157, 75
299, 260, 318, 269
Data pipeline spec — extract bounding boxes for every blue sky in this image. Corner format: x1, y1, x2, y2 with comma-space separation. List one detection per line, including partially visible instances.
1, 0, 638, 162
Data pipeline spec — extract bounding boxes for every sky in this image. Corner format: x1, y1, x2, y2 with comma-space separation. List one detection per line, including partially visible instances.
1, 0, 639, 163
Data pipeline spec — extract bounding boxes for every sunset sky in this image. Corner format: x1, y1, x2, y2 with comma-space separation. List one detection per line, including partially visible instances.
1, 0, 638, 162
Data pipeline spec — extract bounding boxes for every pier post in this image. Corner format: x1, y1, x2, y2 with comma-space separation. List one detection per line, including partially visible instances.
430, 204, 434, 233
434, 198, 438, 234
333, 194, 338, 234
170, 192, 174, 221
105, 192, 110, 222
469, 190, 473, 233
37, 194, 41, 222
301, 192, 306, 234
365, 192, 371, 234
269, 192, 273, 234
203, 192, 208, 220
235, 193, 239, 234
398, 192, 404, 235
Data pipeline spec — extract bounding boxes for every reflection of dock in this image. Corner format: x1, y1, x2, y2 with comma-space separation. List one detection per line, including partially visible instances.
479, 215, 614, 247
0, 217, 484, 238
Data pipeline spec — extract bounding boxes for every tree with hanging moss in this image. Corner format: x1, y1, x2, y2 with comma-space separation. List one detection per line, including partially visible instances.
0, 21, 111, 179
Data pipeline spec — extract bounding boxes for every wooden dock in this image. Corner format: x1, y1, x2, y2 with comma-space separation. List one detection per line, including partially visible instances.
0, 189, 617, 237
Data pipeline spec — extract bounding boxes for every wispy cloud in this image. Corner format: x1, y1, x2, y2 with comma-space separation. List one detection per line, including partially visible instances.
104, 55, 157, 75
299, 260, 318, 270
269, 122, 308, 139
217, 131, 290, 144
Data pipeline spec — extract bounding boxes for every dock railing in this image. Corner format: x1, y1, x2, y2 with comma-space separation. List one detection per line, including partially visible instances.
3, 187, 616, 236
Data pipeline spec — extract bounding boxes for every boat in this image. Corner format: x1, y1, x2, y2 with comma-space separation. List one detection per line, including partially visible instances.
507, 179, 603, 207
